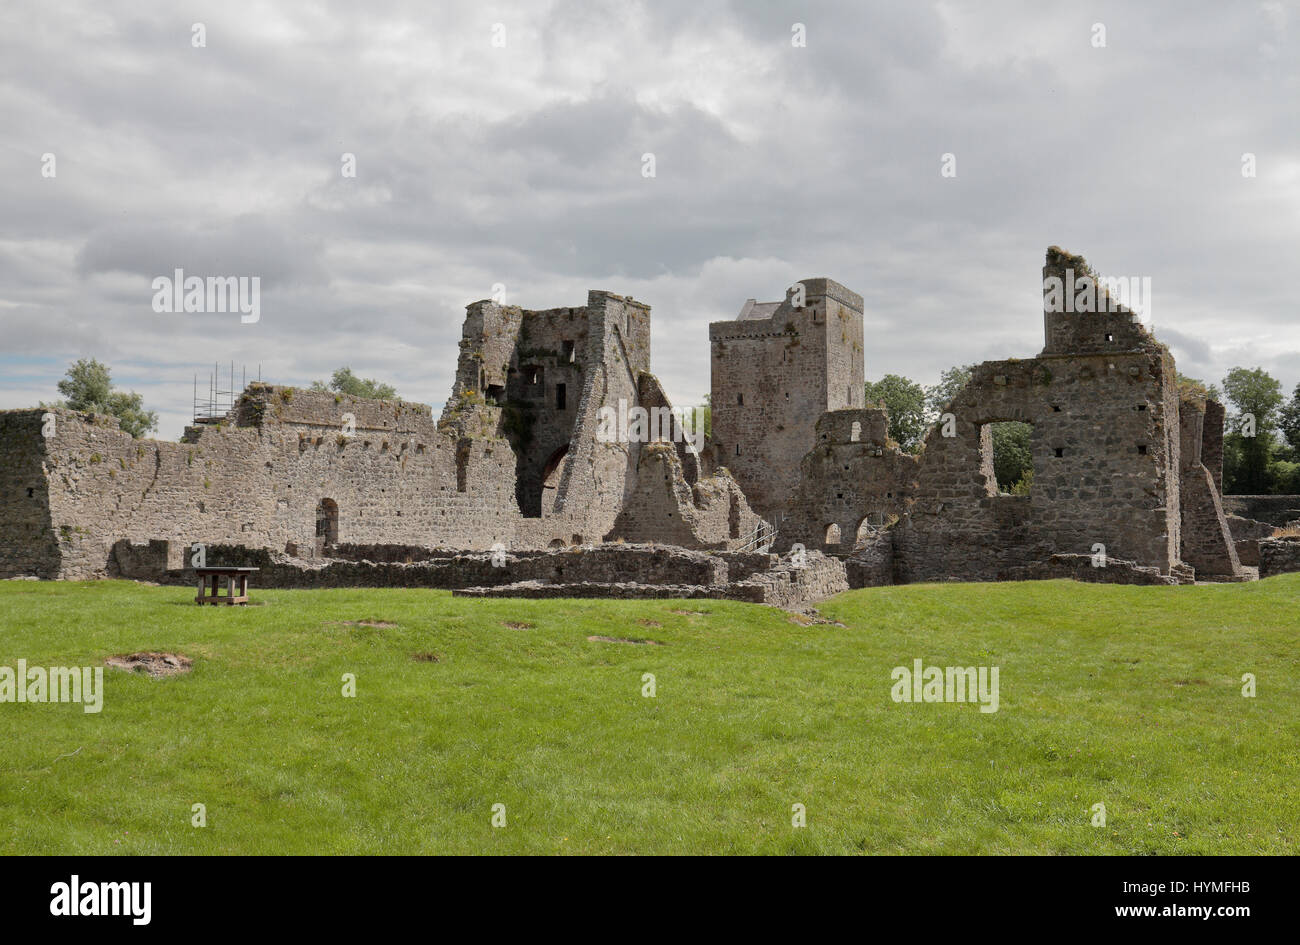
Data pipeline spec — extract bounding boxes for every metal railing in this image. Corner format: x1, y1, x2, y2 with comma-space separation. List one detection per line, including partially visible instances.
735, 518, 777, 553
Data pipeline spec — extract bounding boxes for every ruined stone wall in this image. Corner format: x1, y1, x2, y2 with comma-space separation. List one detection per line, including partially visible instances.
19, 388, 526, 578
775, 408, 919, 554
444, 290, 650, 530
0, 410, 62, 578
1177, 397, 1241, 577
709, 278, 864, 520
1259, 536, 1300, 579
892, 351, 1181, 582
539, 292, 651, 539
1221, 495, 1300, 525
1203, 400, 1226, 493
605, 442, 761, 549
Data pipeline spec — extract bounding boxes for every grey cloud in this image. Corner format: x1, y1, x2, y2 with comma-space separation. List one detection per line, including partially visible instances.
0, 0, 1297, 439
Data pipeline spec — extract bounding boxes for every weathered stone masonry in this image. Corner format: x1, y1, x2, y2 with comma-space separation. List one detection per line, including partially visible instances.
1, 290, 761, 580
774, 247, 1244, 585
0, 247, 1266, 592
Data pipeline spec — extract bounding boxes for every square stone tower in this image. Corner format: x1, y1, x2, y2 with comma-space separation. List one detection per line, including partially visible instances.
708, 278, 864, 520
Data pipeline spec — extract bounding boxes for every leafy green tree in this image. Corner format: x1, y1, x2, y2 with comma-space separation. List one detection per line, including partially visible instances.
864, 374, 927, 453
46, 358, 157, 438
311, 367, 399, 401
991, 421, 1032, 492
682, 393, 711, 440
925, 364, 973, 420
1221, 367, 1282, 493
1276, 382, 1300, 457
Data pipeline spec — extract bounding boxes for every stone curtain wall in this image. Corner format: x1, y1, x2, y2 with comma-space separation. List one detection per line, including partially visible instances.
21, 391, 524, 578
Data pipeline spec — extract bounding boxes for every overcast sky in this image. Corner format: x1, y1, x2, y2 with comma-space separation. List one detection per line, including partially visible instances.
1, 1, 1297, 438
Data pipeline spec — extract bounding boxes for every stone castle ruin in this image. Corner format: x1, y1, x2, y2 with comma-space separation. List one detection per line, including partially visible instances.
0, 247, 1280, 601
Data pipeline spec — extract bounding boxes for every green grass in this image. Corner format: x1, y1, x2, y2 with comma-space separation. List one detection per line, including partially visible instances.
1, 576, 1297, 855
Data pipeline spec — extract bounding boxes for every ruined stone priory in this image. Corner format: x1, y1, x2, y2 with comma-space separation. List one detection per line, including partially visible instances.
1, 247, 1282, 600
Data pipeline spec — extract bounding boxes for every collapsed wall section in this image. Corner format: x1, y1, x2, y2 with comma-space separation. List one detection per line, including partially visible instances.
775, 408, 919, 555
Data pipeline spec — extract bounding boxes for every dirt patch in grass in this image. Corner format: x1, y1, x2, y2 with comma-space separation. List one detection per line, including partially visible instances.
105, 652, 193, 677
670, 609, 709, 616
339, 619, 398, 629
503, 621, 534, 630
587, 635, 663, 646
411, 652, 441, 663
637, 618, 662, 628
788, 609, 847, 628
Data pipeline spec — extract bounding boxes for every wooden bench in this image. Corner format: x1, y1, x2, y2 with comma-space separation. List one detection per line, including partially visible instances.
195, 567, 259, 606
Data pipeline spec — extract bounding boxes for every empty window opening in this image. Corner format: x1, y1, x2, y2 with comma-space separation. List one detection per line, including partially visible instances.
735, 444, 741, 456
26, 487, 34, 498
979, 421, 1034, 495
1136, 404, 1147, 411
455, 443, 470, 492
1054, 447, 1064, 458
850, 421, 861, 442
1105, 333, 1114, 342
1137, 444, 1148, 455
737, 392, 744, 406
556, 383, 567, 410
1051, 404, 1061, 412
485, 384, 504, 404
824, 523, 841, 546
562, 340, 576, 363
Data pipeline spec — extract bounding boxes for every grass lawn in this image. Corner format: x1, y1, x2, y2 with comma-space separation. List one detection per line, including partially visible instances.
1, 576, 1297, 855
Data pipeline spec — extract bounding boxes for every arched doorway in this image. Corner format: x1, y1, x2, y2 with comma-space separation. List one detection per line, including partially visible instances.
315, 498, 338, 553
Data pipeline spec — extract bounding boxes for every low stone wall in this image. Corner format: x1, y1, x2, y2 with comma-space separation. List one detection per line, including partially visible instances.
1225, 515, 1276, 567
1222, 496, 1300, 526
1000, 553, 1178, 586
845, 533, 896, 588
110, 538, 844, 607
455, 550, 847, 607
1259, 537, 1300, 579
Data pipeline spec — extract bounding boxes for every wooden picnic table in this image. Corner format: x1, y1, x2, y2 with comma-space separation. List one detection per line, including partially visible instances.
195, 566, 259, 606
